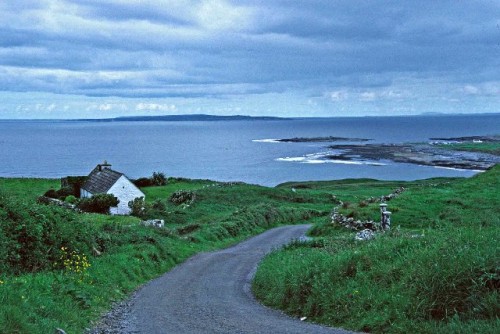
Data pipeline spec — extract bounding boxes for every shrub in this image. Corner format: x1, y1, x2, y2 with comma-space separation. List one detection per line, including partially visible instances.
133, 177, 154, 188
0, 194, 95, 274
77, 194, 119, 214
151, 199, 166, 211
44, 187, 73, 200
151, 172, 167, 186
65, 195, 77, 204
133, 172, 168, 188
128, 197, 147, 218
61, 176, 87, 197
43, 189, 58, 199
170, 190, 196, 205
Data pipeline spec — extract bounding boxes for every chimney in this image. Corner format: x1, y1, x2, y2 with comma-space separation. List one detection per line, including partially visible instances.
98, 160, 112, 171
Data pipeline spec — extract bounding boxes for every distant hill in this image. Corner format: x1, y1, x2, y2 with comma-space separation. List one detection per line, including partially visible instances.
78, 114, 292, 122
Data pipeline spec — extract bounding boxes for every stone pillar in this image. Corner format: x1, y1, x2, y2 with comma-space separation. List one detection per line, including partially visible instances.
379, 203, 387, 230
382, 211, 392, 231
379, 203, 387, 213
331, 207, 338, 219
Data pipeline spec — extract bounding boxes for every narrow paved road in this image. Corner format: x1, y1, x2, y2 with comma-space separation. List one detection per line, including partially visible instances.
93, 225, 355, 334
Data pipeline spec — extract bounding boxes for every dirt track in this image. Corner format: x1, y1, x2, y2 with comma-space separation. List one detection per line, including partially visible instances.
91, 224, 355, 334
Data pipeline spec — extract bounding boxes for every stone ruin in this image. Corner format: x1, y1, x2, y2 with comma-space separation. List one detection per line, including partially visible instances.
331, 187, 403, 240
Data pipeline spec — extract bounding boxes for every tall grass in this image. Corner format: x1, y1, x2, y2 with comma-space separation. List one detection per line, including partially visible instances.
0, 177, 325, 333
253, 165, 500, 333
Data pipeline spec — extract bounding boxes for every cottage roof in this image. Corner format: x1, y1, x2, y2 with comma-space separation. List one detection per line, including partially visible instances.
81, 166, 123, 194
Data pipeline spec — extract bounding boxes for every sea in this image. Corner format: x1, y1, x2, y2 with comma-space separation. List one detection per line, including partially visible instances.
0, 114, 499, 186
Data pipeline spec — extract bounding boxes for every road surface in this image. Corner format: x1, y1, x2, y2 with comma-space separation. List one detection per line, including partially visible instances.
92, 224, 355, 334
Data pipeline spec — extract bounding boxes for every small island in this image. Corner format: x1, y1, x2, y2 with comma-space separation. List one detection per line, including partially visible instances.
276, 136, 371, 143
325, 142, 500, 170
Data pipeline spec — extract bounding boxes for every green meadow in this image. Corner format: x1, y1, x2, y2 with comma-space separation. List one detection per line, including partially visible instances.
253, 165, 500, 333
0, 165, 498, 333
437, 141, 500, 156
0, 177, 325, 333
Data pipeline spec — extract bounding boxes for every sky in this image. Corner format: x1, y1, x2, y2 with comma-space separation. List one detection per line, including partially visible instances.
0, 0, 499, 119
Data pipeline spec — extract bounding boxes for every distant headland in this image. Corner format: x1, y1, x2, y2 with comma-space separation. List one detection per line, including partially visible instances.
75, 114, 292, 122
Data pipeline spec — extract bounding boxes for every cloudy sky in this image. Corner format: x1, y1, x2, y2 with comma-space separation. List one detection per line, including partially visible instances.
0, 0, 499, 119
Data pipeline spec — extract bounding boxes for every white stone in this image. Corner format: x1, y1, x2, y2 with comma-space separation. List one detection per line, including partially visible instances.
141, 219, 165, 228
355, 229, 375, 241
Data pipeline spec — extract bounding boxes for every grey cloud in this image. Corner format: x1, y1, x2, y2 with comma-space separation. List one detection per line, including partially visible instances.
0, 0, 498, 105
70, 0, 194, 27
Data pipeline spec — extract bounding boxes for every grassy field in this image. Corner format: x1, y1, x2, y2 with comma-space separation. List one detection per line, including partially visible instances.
1, 166, 498, 333
437, 142, 500, 155
0, 176, 327, 333
253, 165, 500, 333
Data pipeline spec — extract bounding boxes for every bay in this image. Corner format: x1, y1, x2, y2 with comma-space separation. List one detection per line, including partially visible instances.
0, 114, 498, 186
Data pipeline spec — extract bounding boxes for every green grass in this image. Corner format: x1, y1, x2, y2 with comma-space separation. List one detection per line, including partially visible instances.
1, 166, 499, 333
253, 165, 500, 333
437, 142, 500, 155
0, 178, 59, 201
0, 176, 326, 333
141, 178, 215, 203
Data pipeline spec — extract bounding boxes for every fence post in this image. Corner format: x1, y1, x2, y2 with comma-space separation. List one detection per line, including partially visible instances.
382, 211, 392, 231
380, 203, 391, 231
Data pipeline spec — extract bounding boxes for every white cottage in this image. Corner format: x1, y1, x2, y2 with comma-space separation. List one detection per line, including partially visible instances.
80, 162, 145, 215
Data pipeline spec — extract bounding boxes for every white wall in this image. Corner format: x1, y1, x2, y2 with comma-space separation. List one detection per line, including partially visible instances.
80, 188, 92, 198
107, 176, 145, 215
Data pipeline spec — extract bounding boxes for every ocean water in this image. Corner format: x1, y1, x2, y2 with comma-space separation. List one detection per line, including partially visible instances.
0, 114, 499, 186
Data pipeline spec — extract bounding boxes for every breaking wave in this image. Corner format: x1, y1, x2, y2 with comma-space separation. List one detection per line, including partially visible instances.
276, 151, 387, 166
252, 139, 281, 143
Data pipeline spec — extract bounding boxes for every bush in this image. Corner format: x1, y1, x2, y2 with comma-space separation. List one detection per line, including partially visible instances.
151, 199, 166, 211
77, 194, 119, 214
133, 172, 168, 188
128, 197, 147, 218
170, 190, 196, 205
151, 172, 167, 186
61, 176, 87, 197
44, 187, 73, 200
65, 195, 77, 204
0, 194, 95, 274
43, 189, 58, 199
133, 177, 154, 188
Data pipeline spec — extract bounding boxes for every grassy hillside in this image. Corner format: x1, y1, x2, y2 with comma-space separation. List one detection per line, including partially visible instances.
253, 165, 500, 333
0, 177, 326, 333
1, 166, 498, 333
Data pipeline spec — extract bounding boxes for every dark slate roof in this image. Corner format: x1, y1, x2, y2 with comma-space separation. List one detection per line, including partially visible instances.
81, 167, 123, 194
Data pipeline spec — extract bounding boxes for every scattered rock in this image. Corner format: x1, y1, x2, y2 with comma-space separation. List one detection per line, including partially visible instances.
326, 143, 500, 170
331, 188, 402, 236
355, 229, 375, 241
37, 196, 81, 212
331, 210, 376, 231
141, 219, 165, 228
92, 246, 102, 256
170, 190, 196, 205
380, 187, 405, 202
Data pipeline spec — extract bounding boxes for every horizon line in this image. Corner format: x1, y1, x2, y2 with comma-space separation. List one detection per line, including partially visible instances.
0, 112, 499, 122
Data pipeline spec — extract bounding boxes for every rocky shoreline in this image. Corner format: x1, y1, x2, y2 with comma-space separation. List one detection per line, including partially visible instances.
326, 143, 499, 170
272, 135, 500, 170
277, 136, 370, 143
